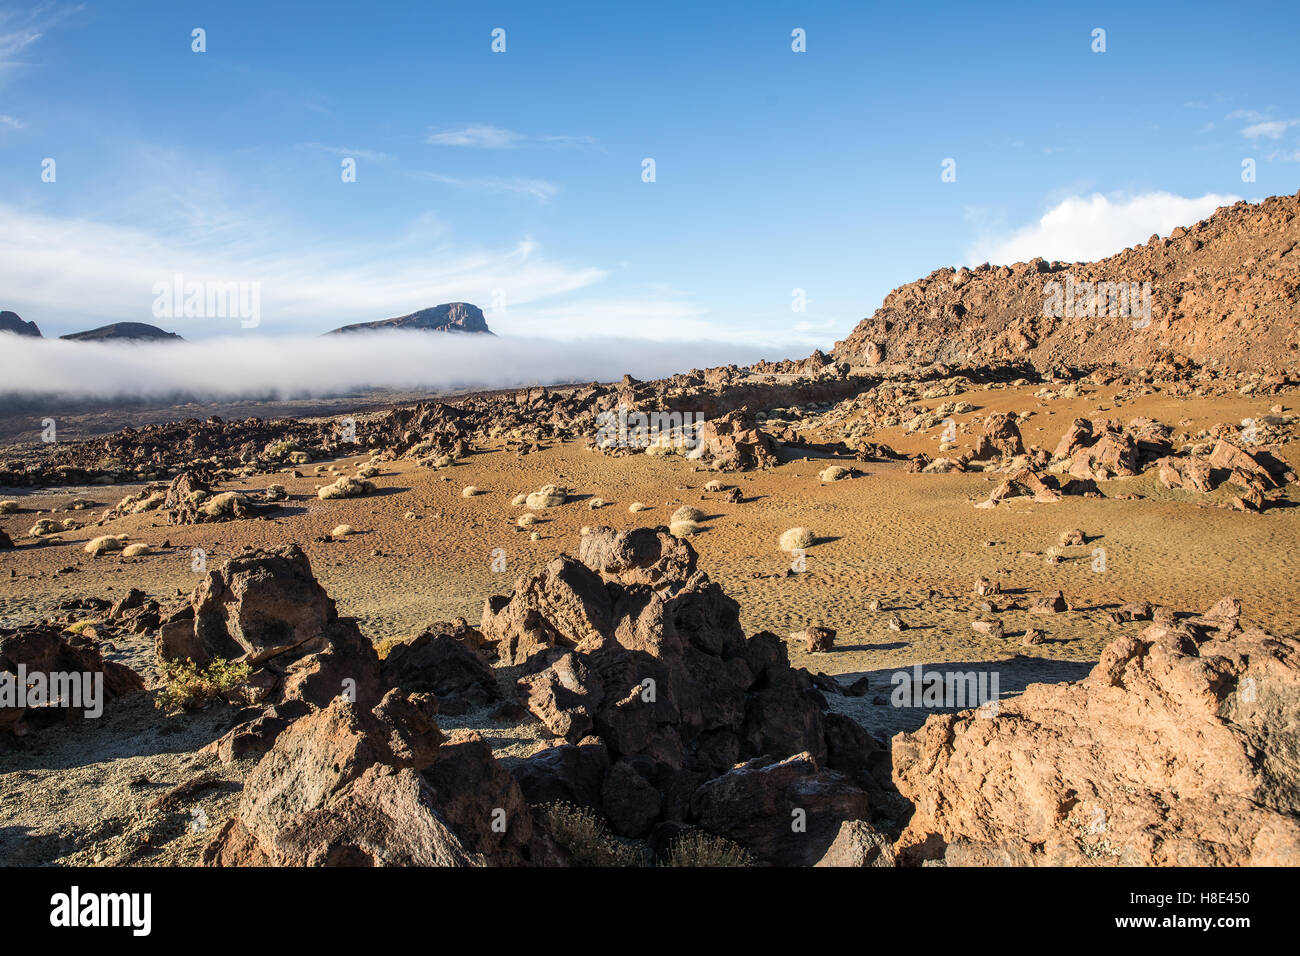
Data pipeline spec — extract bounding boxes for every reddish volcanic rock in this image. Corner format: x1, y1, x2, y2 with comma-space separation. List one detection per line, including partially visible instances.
892, 614, 1300, 865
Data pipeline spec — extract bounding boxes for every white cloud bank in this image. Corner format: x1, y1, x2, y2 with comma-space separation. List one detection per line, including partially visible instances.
0, 331, 766, 400
966, 191, 1242, 266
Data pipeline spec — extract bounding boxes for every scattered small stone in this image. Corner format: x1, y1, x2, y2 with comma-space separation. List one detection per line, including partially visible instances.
791, 626, 836, 653
971, 619, 1004, 639
1029, 591, 1068, 614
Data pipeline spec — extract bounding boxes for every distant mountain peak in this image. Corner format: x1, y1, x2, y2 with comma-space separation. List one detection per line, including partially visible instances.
327, 302, 493, 336
59, 322, 184, 343
0, 311, 42, 337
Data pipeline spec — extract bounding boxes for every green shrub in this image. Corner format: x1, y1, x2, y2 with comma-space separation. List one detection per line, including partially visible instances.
156, 657, 252, 713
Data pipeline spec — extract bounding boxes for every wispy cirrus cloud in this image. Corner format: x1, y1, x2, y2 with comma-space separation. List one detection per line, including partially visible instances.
426, 124, 597, 150
0, 2, 80, 74
1227, 109, 1299, 139
416, 170, 560, 202
0, 113, 25, 128
298, 142, 389, 162
1243, 119, 1298, 139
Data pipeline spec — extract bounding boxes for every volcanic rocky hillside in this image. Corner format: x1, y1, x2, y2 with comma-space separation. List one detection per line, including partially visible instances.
0, 311, 41, 337
59, 322, 185, 343
327, 302, 493, 336
834, 190, 1300, 373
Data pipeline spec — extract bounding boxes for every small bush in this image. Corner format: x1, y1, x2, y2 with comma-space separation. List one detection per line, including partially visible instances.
331, 524, 355, 538
318, 476, 374, 500
122, 543, 152, 557
517, 513, 540, 527
703, 480, 724, 493
588, 497, 607, 510
779, 527, 815, 551
543, 802, 643, 867
462, 485, 484, 497
510, 492, 529, 507
28, 518, 60, 537
84, 534, 127, 555
669, 519, 702, 537
130, 491, 166, 513
526, 485, 568, 509
156, 657, 252, 713
0, 500, 19, 514
265, 440, 301, 459
202, 492, 247, 518
263, 483, 288, 501
661, 830, 753, 867
671, 505, 704, 523
628, 502, 649, 513
819, 465, 850, 482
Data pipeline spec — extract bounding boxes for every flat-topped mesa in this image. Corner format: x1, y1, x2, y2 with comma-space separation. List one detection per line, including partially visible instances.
60, 322, 184, 342
327, 302, 493, 336
832, 190, 1300, 374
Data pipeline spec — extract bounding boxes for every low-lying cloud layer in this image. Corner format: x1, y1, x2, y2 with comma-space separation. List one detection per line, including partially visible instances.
0, 331, 768, 401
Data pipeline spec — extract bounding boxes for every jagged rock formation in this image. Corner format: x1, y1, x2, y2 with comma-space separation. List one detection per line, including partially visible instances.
158, 546, 385, 750
484, 526, 897, 863
833, 191, 1300, 372
327, 302, 493, 336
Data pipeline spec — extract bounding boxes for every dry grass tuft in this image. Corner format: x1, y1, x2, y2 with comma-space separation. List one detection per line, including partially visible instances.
779, 526, 815, 551
526, 485, 568, 509
661, 830, 753, 867
84, 534, 127, 556
318, 476, 374, 500
543, 802, 643, 867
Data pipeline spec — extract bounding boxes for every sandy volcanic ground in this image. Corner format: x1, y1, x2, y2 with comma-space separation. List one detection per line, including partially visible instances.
2, 379, 1298, 865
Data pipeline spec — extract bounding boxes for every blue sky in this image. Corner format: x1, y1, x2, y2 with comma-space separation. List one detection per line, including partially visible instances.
1, 0, 1297, 352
